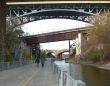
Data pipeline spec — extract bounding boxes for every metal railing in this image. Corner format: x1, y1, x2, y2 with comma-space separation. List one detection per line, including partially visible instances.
53, 63, 86, 86
0, 60, 33, 71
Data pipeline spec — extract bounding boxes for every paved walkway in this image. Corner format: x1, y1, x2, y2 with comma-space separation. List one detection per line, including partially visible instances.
0, 61, 58, 86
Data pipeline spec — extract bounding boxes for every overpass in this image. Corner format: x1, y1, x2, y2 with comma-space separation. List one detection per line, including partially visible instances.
6, 1, 110, 27
23, 27, 86, 45
22, 26, 88, 58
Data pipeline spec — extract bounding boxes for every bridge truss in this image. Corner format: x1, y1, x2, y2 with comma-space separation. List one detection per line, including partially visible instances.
7, 3, 110, 26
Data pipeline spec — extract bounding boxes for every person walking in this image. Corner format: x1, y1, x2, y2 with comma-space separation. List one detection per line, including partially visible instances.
41, 57, 45, 68
35, 58, 40, 67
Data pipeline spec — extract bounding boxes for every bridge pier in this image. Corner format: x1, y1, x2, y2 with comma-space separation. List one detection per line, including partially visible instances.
76, 32, 86, 56
0, 1, 6, 61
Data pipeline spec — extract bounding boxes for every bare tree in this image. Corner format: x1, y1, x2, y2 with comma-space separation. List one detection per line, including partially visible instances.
82, 12, 110, 62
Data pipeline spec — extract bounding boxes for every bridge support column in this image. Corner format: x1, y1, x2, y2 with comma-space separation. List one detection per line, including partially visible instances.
0, 1, 6, 61
69, 40, 71, 57
76, 32, 85, 56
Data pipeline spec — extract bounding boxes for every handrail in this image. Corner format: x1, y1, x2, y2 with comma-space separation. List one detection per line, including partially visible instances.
53, 62, 86, 86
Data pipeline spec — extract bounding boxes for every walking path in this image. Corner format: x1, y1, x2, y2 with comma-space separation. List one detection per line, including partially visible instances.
0, 61, 58, 86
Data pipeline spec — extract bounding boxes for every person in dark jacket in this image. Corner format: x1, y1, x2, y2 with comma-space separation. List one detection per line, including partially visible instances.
40, 57, 45, 68
35, 58, 40, 67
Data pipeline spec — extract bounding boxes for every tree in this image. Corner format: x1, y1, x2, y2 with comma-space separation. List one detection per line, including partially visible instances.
40, 50, 47, 58
4, 17, 24, 62
82, 13, 110, 62
0, 1, 6, 61
47, 52, 52, 57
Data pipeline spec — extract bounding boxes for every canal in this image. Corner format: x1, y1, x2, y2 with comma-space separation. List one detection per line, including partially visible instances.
70, 63, 110, 86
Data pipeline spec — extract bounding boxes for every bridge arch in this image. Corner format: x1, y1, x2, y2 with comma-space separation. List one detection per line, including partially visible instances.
57, 50, 70, 59
8, 9, 96, 27
7, 2, 110, 28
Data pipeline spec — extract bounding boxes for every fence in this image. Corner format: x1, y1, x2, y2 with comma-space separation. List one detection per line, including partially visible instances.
53, 63, 86, 86
0, 60, 33, 71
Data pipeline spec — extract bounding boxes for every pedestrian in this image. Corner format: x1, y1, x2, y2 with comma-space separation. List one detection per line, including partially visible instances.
41, 57, 45, 68
51, 56, 55, 63
35, 58, 40, 67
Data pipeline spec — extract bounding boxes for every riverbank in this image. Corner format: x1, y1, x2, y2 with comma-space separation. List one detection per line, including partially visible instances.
81, 62, 110, 70
66, 58, 110, 70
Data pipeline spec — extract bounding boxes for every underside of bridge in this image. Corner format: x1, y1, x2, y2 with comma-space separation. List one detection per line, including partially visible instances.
6, 1, 110, 27
23, 28, 85, 45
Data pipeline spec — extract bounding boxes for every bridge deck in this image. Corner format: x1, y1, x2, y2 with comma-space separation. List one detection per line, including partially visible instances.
0, 61, 58, 86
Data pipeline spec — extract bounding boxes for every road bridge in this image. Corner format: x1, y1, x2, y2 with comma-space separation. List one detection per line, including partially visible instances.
6, 1, 110, 26
22, 26, 87, 58
23, 27, 86, 45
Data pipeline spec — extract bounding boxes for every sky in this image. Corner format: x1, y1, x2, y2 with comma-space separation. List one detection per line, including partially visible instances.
40, 40, 75, 50
22, 19, 89, 50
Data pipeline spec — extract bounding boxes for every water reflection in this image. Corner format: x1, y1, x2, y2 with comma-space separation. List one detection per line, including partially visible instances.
70, 63, 110, 86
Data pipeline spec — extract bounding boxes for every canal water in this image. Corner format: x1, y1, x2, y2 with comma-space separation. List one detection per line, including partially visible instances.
70, 63, 110, 86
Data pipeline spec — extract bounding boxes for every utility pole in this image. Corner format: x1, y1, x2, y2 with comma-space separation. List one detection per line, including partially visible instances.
0, 0, 6, 61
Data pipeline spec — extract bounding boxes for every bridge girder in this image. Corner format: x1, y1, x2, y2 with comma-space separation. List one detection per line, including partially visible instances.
23, 28, 86, 45
8, 9, 94, 26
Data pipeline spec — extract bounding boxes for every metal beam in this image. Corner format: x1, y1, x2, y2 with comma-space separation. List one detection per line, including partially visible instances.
6, 1, 110, 5
7, 3, 110, 27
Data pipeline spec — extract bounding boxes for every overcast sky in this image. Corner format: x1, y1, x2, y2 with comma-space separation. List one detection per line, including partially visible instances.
22, 19, 89, 49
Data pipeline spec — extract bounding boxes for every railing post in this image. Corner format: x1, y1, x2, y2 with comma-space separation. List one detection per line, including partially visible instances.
66, 74, 70, 86
59, 70, 64, 86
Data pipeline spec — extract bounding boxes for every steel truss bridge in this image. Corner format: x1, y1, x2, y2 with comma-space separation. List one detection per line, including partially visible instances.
7, 2, 110, 26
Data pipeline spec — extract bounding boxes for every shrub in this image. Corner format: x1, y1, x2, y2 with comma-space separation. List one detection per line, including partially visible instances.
82, 13, 110, 62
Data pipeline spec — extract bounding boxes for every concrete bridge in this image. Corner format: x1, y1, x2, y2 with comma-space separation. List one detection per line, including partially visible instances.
23, 27, 86, 45
46, 49, 69, 57
22, 26, 88, 57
